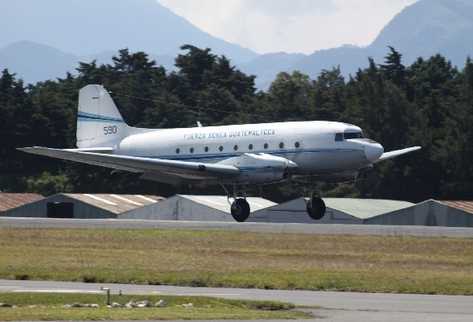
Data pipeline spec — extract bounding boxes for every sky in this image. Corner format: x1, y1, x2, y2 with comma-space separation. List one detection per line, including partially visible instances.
157, 0, 418, 54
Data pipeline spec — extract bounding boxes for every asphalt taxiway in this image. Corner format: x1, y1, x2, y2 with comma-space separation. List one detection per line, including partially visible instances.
0, 279, 472, 321
1, 216, 473, 238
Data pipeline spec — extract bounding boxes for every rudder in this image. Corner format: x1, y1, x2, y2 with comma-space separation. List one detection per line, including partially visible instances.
77, 85, 129, 149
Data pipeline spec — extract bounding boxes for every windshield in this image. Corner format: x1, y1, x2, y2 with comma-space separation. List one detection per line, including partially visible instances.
334, 131, 364, 141
344, 132, 364, 140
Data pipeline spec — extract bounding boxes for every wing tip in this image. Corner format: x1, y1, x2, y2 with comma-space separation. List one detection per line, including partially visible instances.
17, 146, 34, 152
17, 146, 44, 152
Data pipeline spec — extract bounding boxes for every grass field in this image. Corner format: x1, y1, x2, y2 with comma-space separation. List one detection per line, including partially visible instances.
1, 228, 473, 295
0, 292, 309, 320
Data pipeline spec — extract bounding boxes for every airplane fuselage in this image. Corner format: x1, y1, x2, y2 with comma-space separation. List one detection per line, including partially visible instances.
117, 120, 384, 180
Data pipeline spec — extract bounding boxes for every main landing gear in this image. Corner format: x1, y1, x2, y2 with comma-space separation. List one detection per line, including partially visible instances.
306, 193, 326, 220
231, 198, 251, 222
222, 185, 326, 223
221, 184, 251, 222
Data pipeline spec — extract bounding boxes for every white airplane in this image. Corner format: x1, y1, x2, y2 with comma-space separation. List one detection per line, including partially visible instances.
19, 85, 421, 222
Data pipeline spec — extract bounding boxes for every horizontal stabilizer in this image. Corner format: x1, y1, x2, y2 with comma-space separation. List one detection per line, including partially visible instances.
376, 146, 422, 163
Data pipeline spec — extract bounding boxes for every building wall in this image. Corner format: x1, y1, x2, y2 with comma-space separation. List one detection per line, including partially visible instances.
120, 197, 178, 220
251, 198, 363, 224
120, 196, 234, 221
2, 194, 116, 219
0, 193, 44, 213
175, 198, 233, 221
4, 194, 472, 227
365, 200, 473, 227
364, 208, 417, 225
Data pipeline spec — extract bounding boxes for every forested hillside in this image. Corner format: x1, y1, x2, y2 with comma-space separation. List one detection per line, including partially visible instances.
1, 46, 472, 202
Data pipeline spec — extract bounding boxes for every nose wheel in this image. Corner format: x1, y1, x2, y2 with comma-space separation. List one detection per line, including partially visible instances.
231, 198, 250, 222
306, 195, 326, 220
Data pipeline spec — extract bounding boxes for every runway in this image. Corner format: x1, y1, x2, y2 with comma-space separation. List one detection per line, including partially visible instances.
0, 279, 472, 321
1, 216, 473, 237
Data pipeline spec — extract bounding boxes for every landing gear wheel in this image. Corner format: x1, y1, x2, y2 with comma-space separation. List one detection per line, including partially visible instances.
306, 196, 326, 220
231, 198, 250, 222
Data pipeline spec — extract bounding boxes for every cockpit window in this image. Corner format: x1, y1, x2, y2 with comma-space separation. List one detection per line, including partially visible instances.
335, 132, 364, 141
344, 132, 363, 140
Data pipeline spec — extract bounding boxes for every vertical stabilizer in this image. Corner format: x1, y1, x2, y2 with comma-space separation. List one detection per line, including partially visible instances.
77, 85, 129, 149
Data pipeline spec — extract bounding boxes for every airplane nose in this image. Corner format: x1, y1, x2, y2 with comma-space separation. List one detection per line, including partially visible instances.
364, 142, 384, 163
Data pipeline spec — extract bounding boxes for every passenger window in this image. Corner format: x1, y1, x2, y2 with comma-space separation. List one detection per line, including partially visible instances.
190, 147, 194, 154
219, 146, 224, 152
234, 145, 239, 151
295, 142, 300, 148
176, 148, 180, 154
205, 146, 209, 152
279, 142, 285, 149
248, 144, 253, 150
264, 143, 269, 149
335, 133, 343, 142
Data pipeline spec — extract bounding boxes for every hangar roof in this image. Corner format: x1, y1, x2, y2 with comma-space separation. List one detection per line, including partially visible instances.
178, 195, 276, 213
322, 198, 415, 219
439, 200, 473, 214
62, 194, 165, 215
0, 193, 44, 212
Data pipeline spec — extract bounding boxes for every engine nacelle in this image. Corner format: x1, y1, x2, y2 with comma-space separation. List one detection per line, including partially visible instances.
218, 153, 298, 184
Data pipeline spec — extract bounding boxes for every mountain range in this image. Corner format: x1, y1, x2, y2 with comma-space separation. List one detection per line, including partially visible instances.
242, 0, 473, 88
1, 0, 472, 89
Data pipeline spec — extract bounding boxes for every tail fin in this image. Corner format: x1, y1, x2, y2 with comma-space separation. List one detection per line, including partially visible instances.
77, 85, 129, 149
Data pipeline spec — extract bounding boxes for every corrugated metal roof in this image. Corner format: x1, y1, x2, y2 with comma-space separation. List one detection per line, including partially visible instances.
179, 195, 276, 213
321, 198, 415, 219
440, 201, 473, 214
62, 194, 164, 214
0, 193, 44, 212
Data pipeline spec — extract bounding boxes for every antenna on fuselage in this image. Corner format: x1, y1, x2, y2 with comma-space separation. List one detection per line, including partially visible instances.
196, 121, 203, 127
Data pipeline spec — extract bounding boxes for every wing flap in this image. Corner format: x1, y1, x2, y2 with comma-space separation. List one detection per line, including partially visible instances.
18, 147, 240, 179
376, 146, 421, 163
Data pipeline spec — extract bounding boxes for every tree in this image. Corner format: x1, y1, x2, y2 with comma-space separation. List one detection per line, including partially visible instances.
380, 46, 406, 87
267, 71, 313, 121
174, 45, 216, 92
312, 67, 346, 121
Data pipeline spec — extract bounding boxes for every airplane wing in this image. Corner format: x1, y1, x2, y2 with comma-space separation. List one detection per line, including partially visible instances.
376, 146, 421, 163
18, 147, 240, 181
